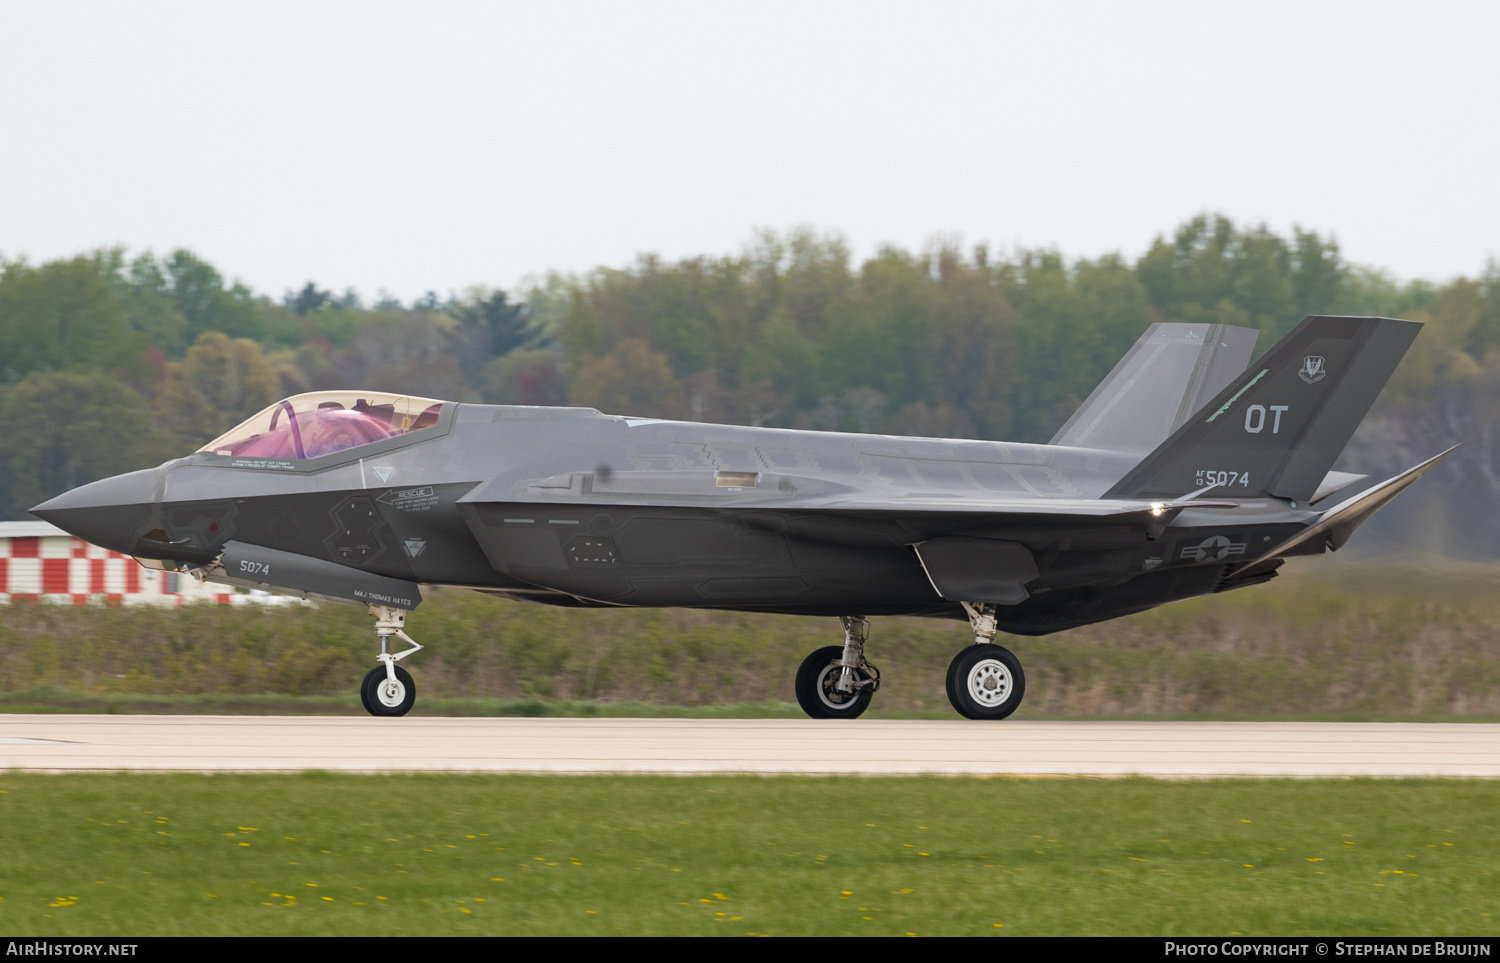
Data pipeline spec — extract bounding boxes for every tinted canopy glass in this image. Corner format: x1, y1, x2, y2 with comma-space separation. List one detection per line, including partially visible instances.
200, 391, 447, 460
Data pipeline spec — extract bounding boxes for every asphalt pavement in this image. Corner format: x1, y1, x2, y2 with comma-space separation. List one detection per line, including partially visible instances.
2, 716, 1498, 776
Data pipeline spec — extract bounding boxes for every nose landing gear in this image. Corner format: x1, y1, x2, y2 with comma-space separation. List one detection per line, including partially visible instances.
360, 605, 422, 717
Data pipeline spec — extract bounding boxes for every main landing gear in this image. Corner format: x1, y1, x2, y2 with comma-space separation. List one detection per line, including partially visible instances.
795, 616, 881, 719
360, 605, 423, 717
946, 603, 1025, 720
792, 605, 1026, 721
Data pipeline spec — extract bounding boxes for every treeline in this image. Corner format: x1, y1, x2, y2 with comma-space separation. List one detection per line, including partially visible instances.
2, 214, 1498, 524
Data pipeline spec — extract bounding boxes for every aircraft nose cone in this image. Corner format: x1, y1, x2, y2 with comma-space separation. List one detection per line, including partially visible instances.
30, 468, 159, 555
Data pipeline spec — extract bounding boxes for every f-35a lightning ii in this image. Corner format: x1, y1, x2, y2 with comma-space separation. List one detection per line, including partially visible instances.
32, 315, 1449, 720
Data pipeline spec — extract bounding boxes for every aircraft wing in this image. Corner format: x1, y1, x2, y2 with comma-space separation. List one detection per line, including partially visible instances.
462, 474, 1238, 522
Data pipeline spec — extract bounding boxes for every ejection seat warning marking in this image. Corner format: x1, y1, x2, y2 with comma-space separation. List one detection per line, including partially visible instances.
377, 487, 439, 512
229, 459, 297, 471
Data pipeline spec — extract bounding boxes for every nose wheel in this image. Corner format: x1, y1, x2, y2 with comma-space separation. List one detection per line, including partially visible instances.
361, 664, 416, 716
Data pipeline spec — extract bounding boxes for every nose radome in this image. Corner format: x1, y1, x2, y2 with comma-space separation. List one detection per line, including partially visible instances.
30, 468, 160, 555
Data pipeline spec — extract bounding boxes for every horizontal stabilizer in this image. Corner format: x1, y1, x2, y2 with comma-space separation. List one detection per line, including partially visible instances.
1243, 446, 1457, 566
1104, 316, 1422, 502
1312, 469, 1369, 504
1051, 322, 1258, 454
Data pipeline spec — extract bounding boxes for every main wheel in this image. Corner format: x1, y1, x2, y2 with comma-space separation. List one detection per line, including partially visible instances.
795, 645, 874, 719
945, 644, 1025, 720
361, 664, 416, 717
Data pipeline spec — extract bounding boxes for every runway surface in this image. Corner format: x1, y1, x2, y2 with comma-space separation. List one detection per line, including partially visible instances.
2, 716, 1499, 776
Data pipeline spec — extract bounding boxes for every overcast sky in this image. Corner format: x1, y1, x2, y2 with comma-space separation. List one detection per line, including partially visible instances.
1, 1, 1496, 301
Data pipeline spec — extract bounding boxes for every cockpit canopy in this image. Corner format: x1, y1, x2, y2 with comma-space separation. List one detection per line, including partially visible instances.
199, 391, 448, 461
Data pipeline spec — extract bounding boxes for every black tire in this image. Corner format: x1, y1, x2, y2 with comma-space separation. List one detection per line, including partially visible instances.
361, 664, 416, 717
795, 646, 874, 720
359, 667, 376, 715
945, 644, 1025, 720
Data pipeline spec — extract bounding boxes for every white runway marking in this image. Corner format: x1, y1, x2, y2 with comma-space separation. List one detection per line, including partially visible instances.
1, 716, 1498, 776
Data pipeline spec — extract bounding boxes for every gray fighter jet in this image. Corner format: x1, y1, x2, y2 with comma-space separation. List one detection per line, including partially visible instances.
31, 315, 1449, 719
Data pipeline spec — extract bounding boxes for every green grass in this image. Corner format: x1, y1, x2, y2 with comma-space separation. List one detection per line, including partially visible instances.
1, 772, 1496, 936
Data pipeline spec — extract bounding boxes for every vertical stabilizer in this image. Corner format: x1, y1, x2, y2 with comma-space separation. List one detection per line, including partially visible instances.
1050, 323, 1259, 454
1103, 316, 1422, 502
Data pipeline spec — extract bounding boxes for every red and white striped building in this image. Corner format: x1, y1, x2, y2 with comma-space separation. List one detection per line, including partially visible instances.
0, 521, 234, 606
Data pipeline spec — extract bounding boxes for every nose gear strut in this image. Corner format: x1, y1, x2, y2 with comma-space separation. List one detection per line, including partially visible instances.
362, 604, 422, 716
